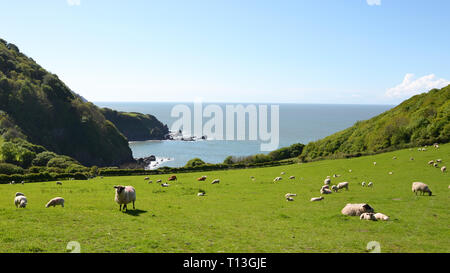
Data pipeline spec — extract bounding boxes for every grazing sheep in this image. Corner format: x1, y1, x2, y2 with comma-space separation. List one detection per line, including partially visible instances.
273, 177, 282, 182
412, 182, 432, 196
113, 186, 136, 211
433, 163, 439, 168
341, 203, 374, 216
197, 192, 205, 196
360, 212, 377, 221
324, 178, 331, 185
289, 176, 295, 180
15, 192, 25, 197
368, 182, 373, 187
374, 213, 390, 221
361, 181, 366, 187
168, 175, 177, 181
161, 183, 170, 187
337, 182, 349, 190
56, 181, 62, 185
286, 197, 294, 201
321, 185, 330, 190
436, 159, 442, 163
144, 177, 150, 180
14, 195, 27, 208
21, 181, 25, 185
45, 197, 65, 208
211, 179, 220, 184
422, 148, 427, 151
320, 187, 332, 194
281, 172, 285, 175
333, 174, 340, 178
310, 196, 324, 202
156, 179, 162, 183
148, 180, 153, 184
428, 160, 435, 165
285, 193, 297, 198
441, 166, 447, 172
373, 162, 377, 166
392, 156, 397, 160
331, 185, 338, 192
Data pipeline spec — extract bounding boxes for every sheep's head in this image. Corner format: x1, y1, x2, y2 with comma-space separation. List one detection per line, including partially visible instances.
362, 204, 374, 213
114, 185, 125, 194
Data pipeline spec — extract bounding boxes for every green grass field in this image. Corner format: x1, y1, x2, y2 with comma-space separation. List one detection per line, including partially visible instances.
0, 144, 449, 253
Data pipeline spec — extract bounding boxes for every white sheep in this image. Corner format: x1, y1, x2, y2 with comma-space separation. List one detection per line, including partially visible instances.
285, 193, 297, 199
45, 197, 65, 208
433, 163, 439, 168
374, 213, 390, 221
336, 182, 349, 191
144, 177, 150, 180
273, 177, 282, 182
56, 181, 62, 185
349, 169, 352, 173
324, 178, 331, 185
392, 156, 397, 160
441, 166, 447, 172
436, 159, 442, 163
360, 212, 377, 221
286, 197, 294, 201
161, 183, 170, 187
148, 180, 153, 184
412, 182, 432, 196
197, 192, 205, 196
361, 181, 366, 187
156, 179, 162, 183
14, 195, 27, 208
428, 160, 434, 165
320, 187, 332, 194
373, 162, 377, 166
368, 182, 373, 187
211, 179, 220, 184
341, 203, 374, 216
281, 172, 285, 175
310, 196, 324, 202
114, 186, 136, 211
289, 176, 295, 180
388, 171, 393, 175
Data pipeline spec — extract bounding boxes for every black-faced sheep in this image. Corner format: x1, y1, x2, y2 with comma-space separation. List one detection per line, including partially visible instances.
114, 186, 136, 211
14, 195, 27, 208
46, 197, 65, 208
412, 182, 432, 196
360, 212, 377, 221
341, 203, 374, 216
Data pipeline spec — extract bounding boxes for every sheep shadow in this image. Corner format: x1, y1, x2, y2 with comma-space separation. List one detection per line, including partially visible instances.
122, 209, 148, 216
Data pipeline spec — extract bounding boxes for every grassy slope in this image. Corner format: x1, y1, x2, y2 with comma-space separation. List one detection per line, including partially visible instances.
0, 144, 448, 253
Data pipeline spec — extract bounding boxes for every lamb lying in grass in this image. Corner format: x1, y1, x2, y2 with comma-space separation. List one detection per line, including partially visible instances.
374, 213, 390, 221
45, 197, 65, 208
310, 196, 324, 202
114, 186, 135, 211
360, 212, 377, 221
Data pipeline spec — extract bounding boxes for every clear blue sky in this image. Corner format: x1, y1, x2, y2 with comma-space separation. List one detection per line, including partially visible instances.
1, 0, 449, 104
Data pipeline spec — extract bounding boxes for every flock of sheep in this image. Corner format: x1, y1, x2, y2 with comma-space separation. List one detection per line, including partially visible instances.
10, 144, 447, 222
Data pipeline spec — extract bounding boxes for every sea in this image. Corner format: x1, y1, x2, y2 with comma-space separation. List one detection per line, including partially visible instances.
95, 102, 393, 168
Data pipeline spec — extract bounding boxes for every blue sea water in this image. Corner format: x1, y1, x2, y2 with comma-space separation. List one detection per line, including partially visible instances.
95, 102, 393, 167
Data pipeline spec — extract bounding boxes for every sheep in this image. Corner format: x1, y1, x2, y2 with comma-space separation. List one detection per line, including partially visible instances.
211, 179, 220, 184
441, 166, 447, 173
428, 160, 435, 165
56, 181, 62, 185
156, 179, 162, 183
341, 203, 374, 216
250, 176, 255, 179
349, 169, 352, 173
45, 197, 65, 208
144, 177, 150, 180
161, 183, 170, 187
324, 178, 331, 185
310, 196, 324, 202
412, 182, 432, 196
197, 192, 205, 196
21, 181, 25, 185
321, 185, 330, 190
436, 159, 442, 163
320, 187, 332, 194
197, 176, 207, 181
331, 185, 338, 192
410, 157, 414, 161
281, 172, 285, 175
289, 176, 295, 180
368, 182, 373, 187
361, 181, 366, 187
113, 186, 136, 211
15, 192, 25, 197
373, 162, 377, 166
11, 181, 15, 184
273, 177, 282, 182
392, 156, 397, 160
333, 174, 340, 178
433, 163, 439, 168
168, 175, 177, 181
388, 171, 393, 175
374, 213, 390, 221
148, 180, 153, 184
14, 195, 27, 208
360, 212, 377, 221
286, 197, 294, 201
285, 193, 297, 198
337, 182, 349, 190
